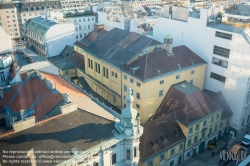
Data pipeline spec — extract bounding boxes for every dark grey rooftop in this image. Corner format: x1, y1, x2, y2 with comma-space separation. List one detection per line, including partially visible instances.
173, 81, 200, 94
84, 28, 161, 68
0, 109, 115, 166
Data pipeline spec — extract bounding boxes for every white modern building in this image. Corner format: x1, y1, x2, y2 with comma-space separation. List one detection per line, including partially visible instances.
60, 0, 89, 13
63, 12, 96, 40
0, 26, 12, 54
23, 15, 75, 58
152, 7, 250, 135
98, 6, 130, 31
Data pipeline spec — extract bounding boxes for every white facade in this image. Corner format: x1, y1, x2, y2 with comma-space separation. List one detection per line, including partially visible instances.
66, 15, 96, 41
152, 8, 250, 132
46, 24, 75, 57
25, 16, 75, 58
58, 88, 143, 166
98, 11, 130, 31
60, 0, 89, 13
0, 54, 14, 86
0, 26, 12, 54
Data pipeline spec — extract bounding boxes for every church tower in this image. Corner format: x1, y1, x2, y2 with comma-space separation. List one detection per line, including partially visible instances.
116, 88, 143, 166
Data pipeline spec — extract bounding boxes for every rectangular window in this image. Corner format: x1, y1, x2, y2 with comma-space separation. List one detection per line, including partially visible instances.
103, 67, 105, 76
211, 117, 214, 123
195, 124, 199, 130
220, 122, 223, 128
215, 31, 232, 40
106, 68, 108, 78
203, 120, 207, 126
213, 45, 230, 58
93, 163, 98, 166
159, 90, 163, 97
113, 95, 116, 103
160, 154, 164, 161
176, 75, 180, 79
189, 127, 193, 134
124, 75, 127, 80
216, 114, 219, 120
112, 153, 116, 165
124, 85, 127, 92
136, 104, 140, 109
188, 138, 192, 147
242, 119, 245, 126
136, 82, 140, 87
126, 149, 130, 159
160, 80, 164, 84
134, 148, 137, 157
210, 72, 226, 83
179, 143, 183, 152
212, 57, 228, 68
130, 78, 134, 83
170, 160, 174, 166
170, 148, 175, 156
191, 70, 194, 74
194, 135, 198, 143
0, 73, 6, 82
136, 93, 140, 99
214, 124, 218, 132
148, 161, 153, 166
112, 71, 114, 76
83, 18, 85, 21
190, 79, 194, 85
226, 119, 229, 125
209, 127, 212, 134
92, 17, 94, 20
115, 73, 117, 78
88, 25, 90, 29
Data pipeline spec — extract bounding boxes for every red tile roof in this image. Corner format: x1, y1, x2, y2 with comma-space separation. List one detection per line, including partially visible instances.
41, 72, 87, 98
152, 81, 223, 125
140, 111, 185, 160
124, 45, 206, 81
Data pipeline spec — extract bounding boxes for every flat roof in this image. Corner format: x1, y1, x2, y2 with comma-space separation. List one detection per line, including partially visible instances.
21, 48, 45, 62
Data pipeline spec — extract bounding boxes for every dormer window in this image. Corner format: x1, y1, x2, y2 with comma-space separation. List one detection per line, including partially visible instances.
160, 133, 167, 140
150, 138, 157, 146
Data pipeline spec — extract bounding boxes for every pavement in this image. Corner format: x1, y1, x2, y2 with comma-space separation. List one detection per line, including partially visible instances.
177, 126, 250, 166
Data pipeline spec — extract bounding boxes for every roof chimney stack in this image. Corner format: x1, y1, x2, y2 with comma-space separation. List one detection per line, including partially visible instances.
164, 34, 173, 55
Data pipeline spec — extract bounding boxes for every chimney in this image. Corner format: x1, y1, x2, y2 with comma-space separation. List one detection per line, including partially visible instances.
164, 34, 173, 55
0, 87, 4, 99
19, 109, 25, 119
94, 22, 104, 33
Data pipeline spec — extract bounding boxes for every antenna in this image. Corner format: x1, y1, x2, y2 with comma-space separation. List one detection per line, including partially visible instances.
181, 31, 183, 45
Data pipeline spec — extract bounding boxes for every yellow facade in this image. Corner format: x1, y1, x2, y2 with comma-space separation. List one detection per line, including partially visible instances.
73, 44, 207, 124
60, 68, 77, 79
178, 111, 222, 150
121, 65, 206, 124
139, 142, 184, 166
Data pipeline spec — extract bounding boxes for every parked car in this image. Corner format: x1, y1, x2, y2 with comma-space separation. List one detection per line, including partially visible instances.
242, 134, 250, 146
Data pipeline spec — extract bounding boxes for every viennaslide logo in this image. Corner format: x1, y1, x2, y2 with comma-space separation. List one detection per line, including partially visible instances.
220, 150, 247, 165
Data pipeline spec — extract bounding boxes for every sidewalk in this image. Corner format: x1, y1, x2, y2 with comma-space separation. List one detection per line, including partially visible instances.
177, 127, 250, 166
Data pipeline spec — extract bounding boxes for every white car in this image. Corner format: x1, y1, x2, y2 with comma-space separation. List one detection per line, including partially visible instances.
242, 134, 250, 146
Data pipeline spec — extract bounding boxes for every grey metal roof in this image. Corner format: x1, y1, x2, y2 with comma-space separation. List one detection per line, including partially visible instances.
56, 60, 76, 70
26, 17, 57, 36
85, 28, 161, 68
0, 109, 115, 166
